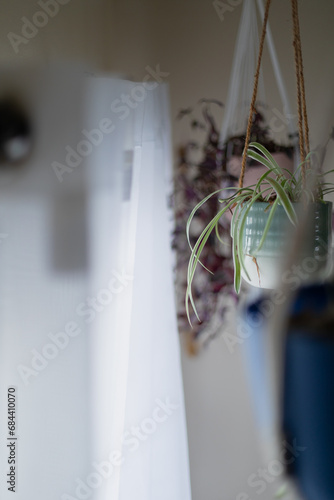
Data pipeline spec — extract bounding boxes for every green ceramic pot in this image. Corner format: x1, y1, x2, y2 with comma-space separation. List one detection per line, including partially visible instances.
239, 201, 333, 289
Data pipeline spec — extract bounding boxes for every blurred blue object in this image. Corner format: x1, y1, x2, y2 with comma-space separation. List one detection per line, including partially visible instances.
283, 283, 334, 500
239, 299, 274, 436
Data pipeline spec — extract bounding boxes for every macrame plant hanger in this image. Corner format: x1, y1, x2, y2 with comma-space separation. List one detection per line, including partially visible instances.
235, 0, 312, 471
219, 0, 297, 168
239, 0, 310, 190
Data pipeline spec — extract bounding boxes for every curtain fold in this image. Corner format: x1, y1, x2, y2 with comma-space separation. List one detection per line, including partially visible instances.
86, 78, 191, 500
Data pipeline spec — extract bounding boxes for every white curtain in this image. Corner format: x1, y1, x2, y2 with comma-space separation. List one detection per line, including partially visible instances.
0, 66, 191, 500
86, 77, 191, 500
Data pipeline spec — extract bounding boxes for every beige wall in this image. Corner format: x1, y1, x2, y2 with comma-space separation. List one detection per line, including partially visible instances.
0, 0, 113, 68
110, 0, 334, 155
2, 0, 333, 149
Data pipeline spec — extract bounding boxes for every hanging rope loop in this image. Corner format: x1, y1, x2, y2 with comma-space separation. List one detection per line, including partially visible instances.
238, 0, 310, 190
291, 0, 309, 188
238, 0, 272, 189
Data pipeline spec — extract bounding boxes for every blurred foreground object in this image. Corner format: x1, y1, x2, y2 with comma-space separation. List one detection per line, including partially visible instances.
283, 283, 334, 500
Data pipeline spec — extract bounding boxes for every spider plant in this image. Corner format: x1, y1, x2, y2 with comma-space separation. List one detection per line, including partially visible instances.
186, 141, 334, 323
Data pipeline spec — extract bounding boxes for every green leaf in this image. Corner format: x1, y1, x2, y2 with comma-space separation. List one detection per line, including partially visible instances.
232, 205, 242, 293
186, 198, 238, 323
215, 221, 226, 244
236, 192, 264, 280
186, 188, 225, 251
247, 150, 281, 176
188, 197, 238, 278
248, 142, 282, 175
266, 177, 298, 225
254, 198, 279, 254
254, 169, 275, 195
229, 193, 252, 237
274, 483, 288, 498
233, 236, 241, 293
186, 226, 213, 323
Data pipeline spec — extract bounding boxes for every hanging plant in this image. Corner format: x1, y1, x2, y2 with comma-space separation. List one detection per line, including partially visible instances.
185, 0, 334, 323
173, 100, 294, 350
186, 141, 333, 320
